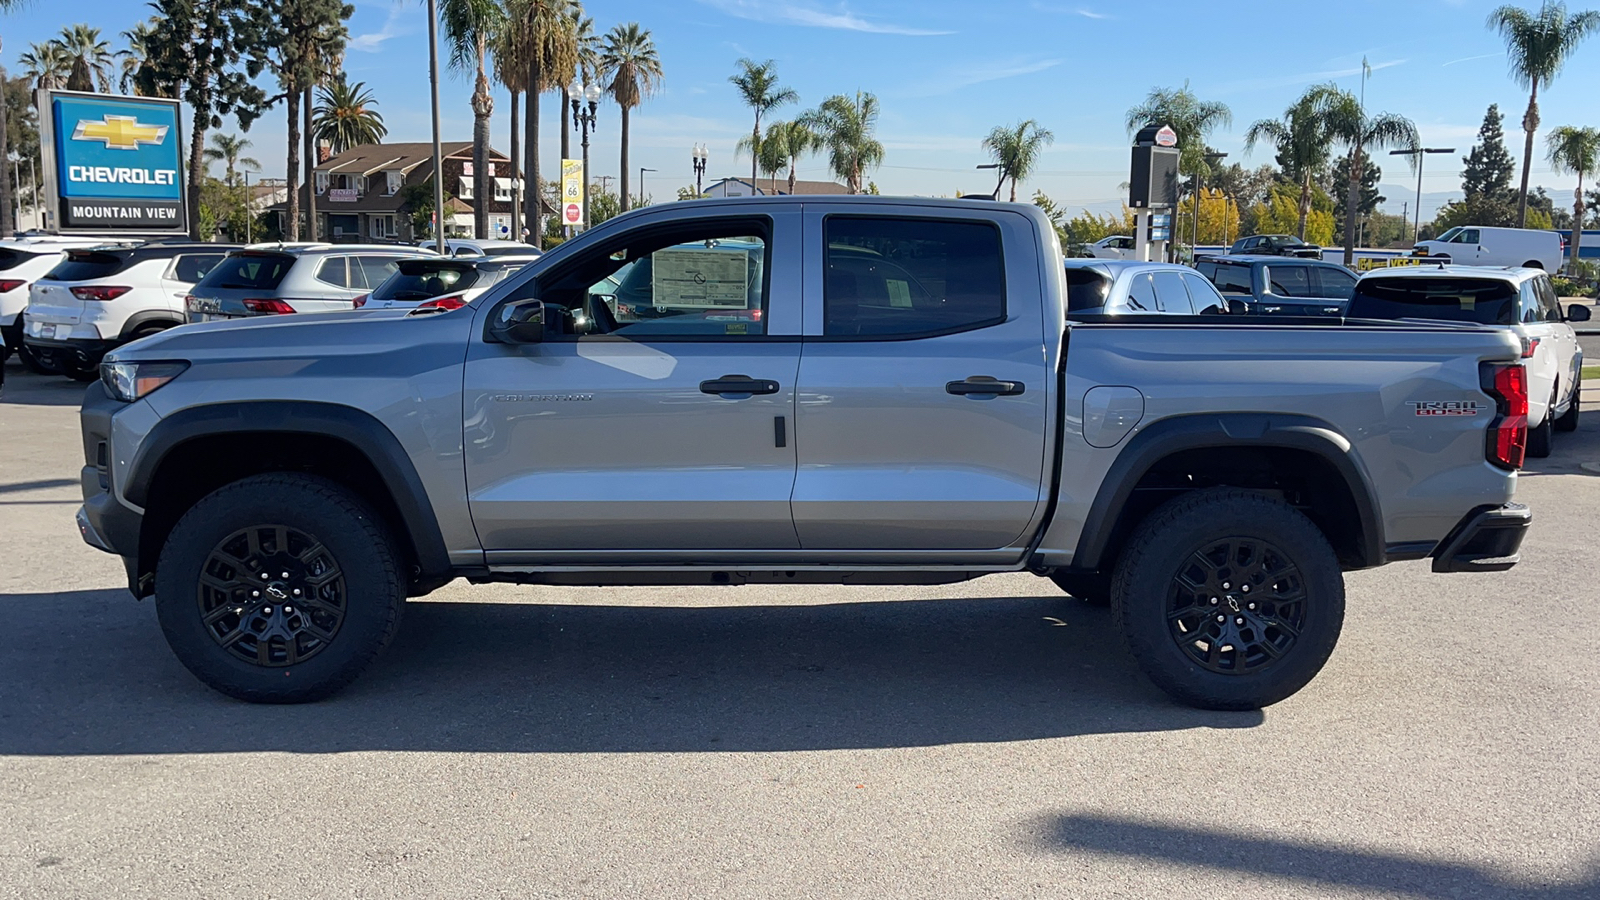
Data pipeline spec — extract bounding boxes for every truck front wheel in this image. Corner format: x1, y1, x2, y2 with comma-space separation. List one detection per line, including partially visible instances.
1111, 488, 1345, 710
154, 473, 405, 703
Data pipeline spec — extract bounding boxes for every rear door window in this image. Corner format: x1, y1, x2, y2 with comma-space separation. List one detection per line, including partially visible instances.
1125, 273, 1157, 311
199, 254, 294, 291
1152, 271, 1195, 314
355, 256, 404, 291
1347, 277, 1518, 325
1265, 265, 1313, 297
1535, 276, 1563, 322
1313, 266, 1356, 300
1182, 272, 1229, 313
823, 216, 1004, 337
314, 257, 351, 288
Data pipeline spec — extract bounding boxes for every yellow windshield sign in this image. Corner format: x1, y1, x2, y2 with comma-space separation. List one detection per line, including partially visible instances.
72, 115, 168, 151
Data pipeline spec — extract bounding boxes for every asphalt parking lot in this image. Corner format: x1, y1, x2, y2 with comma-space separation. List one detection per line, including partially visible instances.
3, 365, 1599, 899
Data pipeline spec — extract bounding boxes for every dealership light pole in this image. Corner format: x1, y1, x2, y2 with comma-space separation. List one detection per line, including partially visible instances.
571, 83, 600, 230
1392, 147, 1454, 244
426, 0, 446, 253
975, 163, 1000, 199
691, 145, 707, 196
639, 167, 655, 205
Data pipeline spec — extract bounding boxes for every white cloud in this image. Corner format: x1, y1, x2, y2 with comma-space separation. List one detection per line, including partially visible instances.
1074, 8, 1110, 18
1213, 59, 1406, 94
349, 1, 408, 53
1442, 52, 1502, 67
696, 0, 954, 36
902, 57, 1065, 97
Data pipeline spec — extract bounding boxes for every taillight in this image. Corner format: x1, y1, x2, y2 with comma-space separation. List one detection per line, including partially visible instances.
70, 285, 131, 301
0, 279, 25, 293
1520, 337, 1540, 358
416, 293, 466, 311
1482, 362, 1528, 470
351, 293, 369, 309
241, 298, 297, 315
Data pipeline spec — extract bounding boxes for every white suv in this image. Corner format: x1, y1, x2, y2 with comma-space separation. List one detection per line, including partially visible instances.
23, 242, 236, 380
1, 235, 140, 372
1347, 264, 1588, 456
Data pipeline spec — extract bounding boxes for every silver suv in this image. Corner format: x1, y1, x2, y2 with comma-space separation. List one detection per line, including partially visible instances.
1064, 259, 1236, 316
185, 243, 435, 321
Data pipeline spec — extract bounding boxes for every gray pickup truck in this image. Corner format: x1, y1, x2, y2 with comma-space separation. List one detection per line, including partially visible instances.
77, 196, 1533, 710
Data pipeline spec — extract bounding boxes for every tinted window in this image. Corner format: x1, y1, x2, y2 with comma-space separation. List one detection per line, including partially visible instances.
1182, 272, 1229, 314
314, 257, 350, 288
44, 252, 128, 282
1200, 262, 1252, 293
1519, 280, 1543, 323
1535, 276, 1562, 322
372, 262, 481, 302
481, 245, 537, 256
1126, 273, 1158, 311
1266, 265, 1313, 296
823, 217, 1004, 337
1153, 271, 1194, 313
1347, 277, 1518, 325
1313, 266, 1356, 300
1065, 268, 1111, 312
171, 253, 224, 284
0, 249, 47, 271
200, 254, 293, 291
355, 256, 402, 290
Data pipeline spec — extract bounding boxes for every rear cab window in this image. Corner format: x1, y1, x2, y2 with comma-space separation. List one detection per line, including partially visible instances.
1265, 265, 1313, 297
198, 253, 294, 291
1199, 262, 1253, 294
1347, 277, 1518, 325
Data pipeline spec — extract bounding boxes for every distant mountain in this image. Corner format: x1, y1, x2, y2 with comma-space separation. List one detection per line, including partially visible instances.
1376, 183, 1463, 219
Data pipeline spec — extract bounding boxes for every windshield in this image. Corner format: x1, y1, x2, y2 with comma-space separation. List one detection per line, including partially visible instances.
198, 254, 293, 291
1346, 277, 1517, 325
1434, 227, 1462, 243
44, 252, 128, 282
372, 263, 480, 301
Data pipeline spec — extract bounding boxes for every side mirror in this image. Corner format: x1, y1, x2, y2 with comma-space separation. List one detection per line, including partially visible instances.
1567, 303, 1592, 322
488, 298, 547, 343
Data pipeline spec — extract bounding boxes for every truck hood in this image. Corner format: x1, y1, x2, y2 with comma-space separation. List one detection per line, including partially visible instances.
106, 308, 467, 365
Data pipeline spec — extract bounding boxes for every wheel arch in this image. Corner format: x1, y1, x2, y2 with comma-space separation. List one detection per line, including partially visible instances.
117, 310, 185, 342
125, 401, 452, 596
1071, 413, 1384, 574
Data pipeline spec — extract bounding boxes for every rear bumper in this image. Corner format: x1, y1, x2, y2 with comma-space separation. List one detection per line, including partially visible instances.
1430, 503, 1531, 573
25, 334, 116, 370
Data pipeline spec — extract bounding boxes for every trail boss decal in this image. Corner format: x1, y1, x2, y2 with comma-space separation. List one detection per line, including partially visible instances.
1409, 400, 1485, 416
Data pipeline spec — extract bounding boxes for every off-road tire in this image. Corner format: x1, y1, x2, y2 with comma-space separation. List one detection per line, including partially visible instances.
1527, 391, 1556, 458
1049, 572, 1111, 607
155, 473, 405, 703
1111, 488, 1345, 710
1521, 260, 1544, 270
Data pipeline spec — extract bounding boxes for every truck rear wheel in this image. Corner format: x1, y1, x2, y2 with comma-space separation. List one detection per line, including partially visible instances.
1556, 391, 1579, 432
1527, 390, 1556, 458
1111, 488, 1344, 710
154, 473, 405, 703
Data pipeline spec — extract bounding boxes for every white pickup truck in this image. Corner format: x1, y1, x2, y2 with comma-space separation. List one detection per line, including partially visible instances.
77, 197, 1532, 710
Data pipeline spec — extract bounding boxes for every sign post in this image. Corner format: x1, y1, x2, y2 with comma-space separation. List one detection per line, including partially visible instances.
1129, 123, 1180, 263
561, 158, 584, 233
36, 89, 188, 236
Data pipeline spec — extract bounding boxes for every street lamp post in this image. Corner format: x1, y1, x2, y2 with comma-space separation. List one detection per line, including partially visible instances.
975, 163, 1001, 200
571, 82, 600, 230
1391, 147, 1454, 244
639, 167, 656, 206
691, 145, 707, 196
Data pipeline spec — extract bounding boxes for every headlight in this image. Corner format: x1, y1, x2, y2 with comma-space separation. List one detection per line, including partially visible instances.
101, 360, 189, 402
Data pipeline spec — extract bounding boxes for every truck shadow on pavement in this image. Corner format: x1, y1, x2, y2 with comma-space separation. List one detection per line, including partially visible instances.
0, 367, 92, 408
0, 589, 1261, 755
1029, 813, 1600, 899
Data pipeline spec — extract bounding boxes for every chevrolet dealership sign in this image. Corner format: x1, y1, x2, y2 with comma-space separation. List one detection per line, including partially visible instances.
38, 90, 188, 233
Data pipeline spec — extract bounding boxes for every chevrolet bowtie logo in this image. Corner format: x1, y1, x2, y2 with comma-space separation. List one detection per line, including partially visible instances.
72, 115, 168, 151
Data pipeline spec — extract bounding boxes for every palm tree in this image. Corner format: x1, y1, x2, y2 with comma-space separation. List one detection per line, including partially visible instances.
506, 0, 579, 248
729, 58, 798, 194
1313, 84, 1418, 264
57, 24, 115, 92
735, 125, 788, 192
440, 0, 506, 239
1125, 82, 1232, 178
118, 20, 157, 95
493, 9, 528, 242
762, 119, 819, 195
1245, 88, 1338, 239
275, 1, 347, 241
598, 22, 662, 212
982, 119, 1055, 202
1547, 125, 1600, 273
18, 41, 71, 89
1488, 2, 1600, 226
203, 133, 260, 188
801, 92, 884, 194
313, 76, 387, 154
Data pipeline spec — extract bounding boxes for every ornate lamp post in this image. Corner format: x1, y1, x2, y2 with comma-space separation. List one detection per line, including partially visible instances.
571, 82, 601, 230
692, 144, 708, 196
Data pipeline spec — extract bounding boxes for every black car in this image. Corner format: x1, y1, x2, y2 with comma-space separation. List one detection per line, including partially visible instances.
1228, 234, 1324, 259
1194, 254, 1357, 316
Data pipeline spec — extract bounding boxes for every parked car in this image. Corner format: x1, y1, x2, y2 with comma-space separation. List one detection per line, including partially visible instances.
1194, 255, 1357, 316
417, 238, 542, 258
23, 241, 236, 380
1229, 234, 1324, 259
1347, 264, 1586, 457
0, 235, 141, 372
1411, 226, 1563, 271
360, 255, 540, 311
82, 196, 1530, 711
1064, 259, 1235, 316
1087, 235, 1138, 260
185, 243, 436, 322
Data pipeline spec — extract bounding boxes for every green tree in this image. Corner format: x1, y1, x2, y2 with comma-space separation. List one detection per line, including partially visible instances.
18, 41, 70, 89
1547, 125, 1600, 273
588, 185, 621, 225
1250, 181, 1336, 246
801, 92, 884, 194
313, 76, 386, 154
735, 124, 787, 187
398, 178, 455, 238
1487, 1, 1600, 226
441, 0, 505, 238
1124, 81, 1232, 177
762, 119, 820, 195
118, 19, 159, 95
1313, 83, 1418, 263
505, 0, 579, 249
1331, 150, 1384, 245
598, 22, 662, 213
1211, 162, 1278, 209
1462, 103, 1518, 199
2, 74, 40, 222
137, 0, 278, 239
203, 133, 260, 188
272, 0, 349, 242
56, 24, 115, 92
1, 0, 35, 239
981, 119, 1054, 202
1245, 87, 1339, 239
728, 58, 797, 195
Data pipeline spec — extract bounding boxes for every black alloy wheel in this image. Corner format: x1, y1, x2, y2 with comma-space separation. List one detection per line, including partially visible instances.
1165, 538, 1306, 675
198, 524, 348, 667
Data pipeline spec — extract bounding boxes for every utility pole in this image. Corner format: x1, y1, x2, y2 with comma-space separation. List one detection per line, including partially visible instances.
427, 0, 446, 253
1391, 147, 1454, 244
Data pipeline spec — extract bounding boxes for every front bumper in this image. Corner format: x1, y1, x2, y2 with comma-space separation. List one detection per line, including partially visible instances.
79, 382, 145, 591
1431, 503, 1531, 573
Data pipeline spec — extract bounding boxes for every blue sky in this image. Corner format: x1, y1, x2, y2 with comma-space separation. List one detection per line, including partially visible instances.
6, 0, 1600, 219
